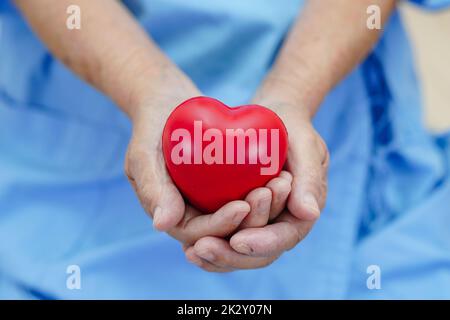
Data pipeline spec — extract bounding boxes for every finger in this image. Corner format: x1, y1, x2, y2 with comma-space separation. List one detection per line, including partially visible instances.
240, 187, 272, 228
230, 211, 315, 257
287, 133, 329, 221
278, 170, 293, 184
170, 201, 250, 245
266, 172, 292, 221
126, 147, 185, 231
185, 246, 234, 273
193, 237, 276, 270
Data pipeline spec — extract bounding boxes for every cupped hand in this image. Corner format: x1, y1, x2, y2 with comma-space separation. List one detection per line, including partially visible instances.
185, 95, 329, 272
125, 83, 252, 246
124, 75, 294, 252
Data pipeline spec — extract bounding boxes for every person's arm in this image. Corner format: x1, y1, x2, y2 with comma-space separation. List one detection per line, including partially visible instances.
14, 0, 292, 267
14, 0, 194, 119
256, 0, 396, 116
186, 0, 397, 272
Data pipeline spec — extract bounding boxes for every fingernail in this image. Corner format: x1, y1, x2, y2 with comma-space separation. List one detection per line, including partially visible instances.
152, 206, 163, 229
302, 193, 320, 219
235, 243, 252, 255
198, 251, 215, 262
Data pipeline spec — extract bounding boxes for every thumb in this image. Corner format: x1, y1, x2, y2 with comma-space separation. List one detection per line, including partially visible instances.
287, 131, 329, 221
125, 148, 185, 231
145, 179, 185, 231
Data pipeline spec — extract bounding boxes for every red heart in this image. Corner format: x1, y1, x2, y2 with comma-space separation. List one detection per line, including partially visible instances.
162, 96, 288, 213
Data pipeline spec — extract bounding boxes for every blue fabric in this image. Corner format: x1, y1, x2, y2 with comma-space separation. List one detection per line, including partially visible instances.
1, 0, 450, 299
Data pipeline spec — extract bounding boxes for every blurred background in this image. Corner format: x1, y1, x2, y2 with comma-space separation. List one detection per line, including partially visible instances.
401, 2, 450, 131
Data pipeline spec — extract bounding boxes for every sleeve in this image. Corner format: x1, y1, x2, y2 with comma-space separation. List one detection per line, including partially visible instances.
0, 1, 16, 14
407, 0, 450, 10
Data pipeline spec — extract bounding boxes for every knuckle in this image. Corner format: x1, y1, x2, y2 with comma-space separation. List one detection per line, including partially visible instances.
206, 213, 219, 231
260, 257, 277, 268
316, 136, 330, 166
301, 127, 318, 143
279, 170, 293, 183
318, 173, 328, 194
127, 143, 155, 170
124, 151, 135, 181
177, 215, 191, 232
212, 255, 226, 267
278, 178, 292, 195
270, 177, 290, 196
205, 266, 231, 273
250, 257, 278, 270
175, 208, 195, 232
317, 163, 329, 210
289, 228, 305, 250
130, 150, 149, 169
139, 183, 158, 212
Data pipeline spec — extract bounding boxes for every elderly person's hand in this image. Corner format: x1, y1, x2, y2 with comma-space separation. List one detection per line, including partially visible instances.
125, 69, 294, 251
184, 85, 329, 272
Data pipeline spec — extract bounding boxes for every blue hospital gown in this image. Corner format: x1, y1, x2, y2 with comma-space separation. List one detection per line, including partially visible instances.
0, 0, 450, 299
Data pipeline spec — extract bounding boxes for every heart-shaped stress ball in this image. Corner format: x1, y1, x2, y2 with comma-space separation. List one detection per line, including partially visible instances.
162, 96, 288, 213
